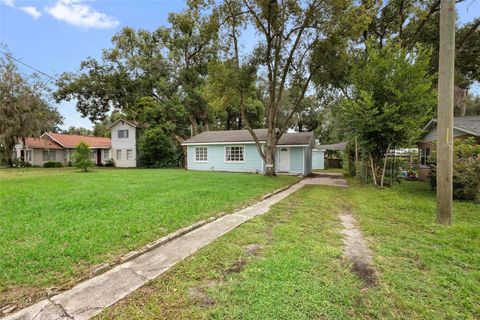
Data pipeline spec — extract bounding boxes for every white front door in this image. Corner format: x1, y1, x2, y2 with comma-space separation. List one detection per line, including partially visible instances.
279, 147, 290, 172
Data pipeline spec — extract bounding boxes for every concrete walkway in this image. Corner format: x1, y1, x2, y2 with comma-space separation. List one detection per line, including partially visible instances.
5, 174, 348, 320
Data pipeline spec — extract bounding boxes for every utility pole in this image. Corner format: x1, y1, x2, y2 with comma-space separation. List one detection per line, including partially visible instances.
436, 0, 455, 225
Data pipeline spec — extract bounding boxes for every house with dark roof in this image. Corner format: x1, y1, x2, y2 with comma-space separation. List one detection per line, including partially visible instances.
418, 116, 480, 180
13, 119, 139, 167
181, 129, 315, 176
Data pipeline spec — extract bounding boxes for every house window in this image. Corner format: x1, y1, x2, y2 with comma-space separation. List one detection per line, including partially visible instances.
195, 147, 208, 162
126, 149, 133, 160
116, 149, 122, 160
25, 150, 32, 161
420, 147, 430, 166
90, 151, 96, 160
43, 150, 55, 161
118, 129, 129, 138
104, 149, 110, 160
225, 146, 245, 162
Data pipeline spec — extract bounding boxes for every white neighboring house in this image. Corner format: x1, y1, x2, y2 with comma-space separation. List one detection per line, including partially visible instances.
108, 119, 138, 168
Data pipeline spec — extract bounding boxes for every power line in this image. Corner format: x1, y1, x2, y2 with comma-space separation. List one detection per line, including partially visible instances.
0, 50, 57, 81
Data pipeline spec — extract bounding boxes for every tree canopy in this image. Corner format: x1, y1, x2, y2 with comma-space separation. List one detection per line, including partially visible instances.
0, 50, 62, 166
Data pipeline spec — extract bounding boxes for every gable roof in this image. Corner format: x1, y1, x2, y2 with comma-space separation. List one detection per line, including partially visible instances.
43, 132, 111, 148
182, 129, 314, 146
424, 116, 480, 137
107, 119, 138, 129
24, 137, 63, 149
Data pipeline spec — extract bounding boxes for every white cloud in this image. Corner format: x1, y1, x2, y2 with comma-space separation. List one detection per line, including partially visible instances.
45, 0, 119, 29
20, 6, 42, 19
0, 0, 15, 7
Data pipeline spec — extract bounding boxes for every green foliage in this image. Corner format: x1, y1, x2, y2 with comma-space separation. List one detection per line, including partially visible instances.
104, 159, 115, 167
43, 161, 64, 168
138, 127, 182, 168
202, 60, 264, 130
62, 126, 92, 136
72, 142, 94, 172
338, 40, 436, 184
430, 138, 480, 202
0, 49, 62, 166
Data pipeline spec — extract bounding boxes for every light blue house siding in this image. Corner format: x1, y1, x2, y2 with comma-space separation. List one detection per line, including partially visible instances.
187, 144, 264, 173
312, 150, 325, 170
273, 146, 309, 175
187, 144, 313, 175
304, 145, 312, 175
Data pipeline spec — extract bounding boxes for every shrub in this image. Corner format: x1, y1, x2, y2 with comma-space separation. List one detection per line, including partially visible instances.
72, 142, 94, 172
104, 159, 115, 167
429, 138, 480, 202
138, 127, 182, 168
43, 161, 64, 168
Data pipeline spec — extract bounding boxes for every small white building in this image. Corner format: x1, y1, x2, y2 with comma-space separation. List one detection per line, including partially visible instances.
107, 119, 139, 168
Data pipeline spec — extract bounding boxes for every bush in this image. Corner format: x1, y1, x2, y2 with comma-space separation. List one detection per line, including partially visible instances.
429, 138, 480, 202
72, 142, 94, 172
104, 159, 115, 167
43, 161, 64, 168
138, 127, 182, 168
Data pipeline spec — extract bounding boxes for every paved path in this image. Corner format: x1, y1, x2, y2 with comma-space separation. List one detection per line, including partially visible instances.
4, 174, 348, 320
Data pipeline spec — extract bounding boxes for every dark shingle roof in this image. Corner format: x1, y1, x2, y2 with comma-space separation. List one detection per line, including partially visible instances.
425, 116, 480, 136
182, 129, 313, 145
454, 116, 480, 136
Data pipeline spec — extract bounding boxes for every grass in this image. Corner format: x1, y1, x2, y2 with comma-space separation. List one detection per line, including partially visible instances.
97, 179, 480, 319
0, 167, 298, 306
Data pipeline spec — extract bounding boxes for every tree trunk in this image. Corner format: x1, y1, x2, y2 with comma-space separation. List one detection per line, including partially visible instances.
264, 129, 276, 176
369, 153, 378, 186
173, 134, 187, 169
189, 117, 198, 136
21, 136, 27, 167
454, 86, 467, 116
354, 137, 359, 176
380, 144, 392, 187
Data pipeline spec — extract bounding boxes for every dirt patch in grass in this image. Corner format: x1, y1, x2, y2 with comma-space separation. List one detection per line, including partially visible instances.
188, 281, 218, 307
224, 259, 247, 275
339, 211, 378, 288
244, 243, 263, 256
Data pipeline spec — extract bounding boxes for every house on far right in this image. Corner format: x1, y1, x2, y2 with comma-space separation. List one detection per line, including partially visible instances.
418, 116, 480, 180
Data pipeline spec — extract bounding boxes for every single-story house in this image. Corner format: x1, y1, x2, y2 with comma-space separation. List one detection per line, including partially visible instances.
418, 115, 480, 180
14, 133, 112, 167
14, 119, 139, 168
181, 129, 315, 176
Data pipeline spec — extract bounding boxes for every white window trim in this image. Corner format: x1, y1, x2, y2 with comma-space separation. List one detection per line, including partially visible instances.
224, 145, 246, 163
118, 129, 129, 139
194, 146, 208, 162
126, 149, 133, 161
116, 149, 122, 160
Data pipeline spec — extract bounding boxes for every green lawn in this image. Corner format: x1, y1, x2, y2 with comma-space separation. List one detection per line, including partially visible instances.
98, 179, 480, 319
0, 168, 297, 306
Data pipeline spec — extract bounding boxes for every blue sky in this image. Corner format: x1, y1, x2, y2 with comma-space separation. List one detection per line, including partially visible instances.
0, 0, 479, 129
